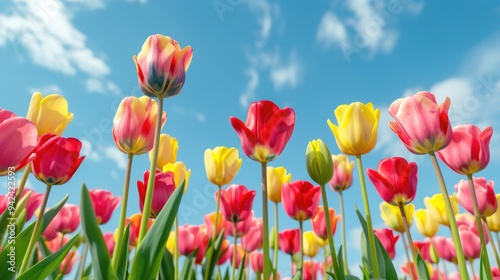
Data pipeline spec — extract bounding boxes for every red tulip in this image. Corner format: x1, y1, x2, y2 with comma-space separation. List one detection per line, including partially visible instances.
227, 211, 255, 238
250, 251, 264, 274
311, 207, 341, 240
242, 217, 263, 252
178, 224, 205, 256
455, 177, 497, 217
0, 109, 37, 176
137, 170, 176, 218
437, 125, 493, 175
293, 260, 320, 280
43, 204, 80, 241
103, 232, 115, 256
230, 100, 295, 163
217, 184, 256, 223
414, 239, 435, 263
281, 180, 320, 221
278, 228, 300, 255
31, 133, 85, 185
373, 228, 399, 259
367, 157, 418, 206
89, 189, 120, 225
194, 227, 209, 265
389, 91, 452, 154
17, 188, 44, 221
0, 195, 6, 215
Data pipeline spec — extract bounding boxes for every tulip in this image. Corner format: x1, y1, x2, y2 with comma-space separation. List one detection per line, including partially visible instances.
367, 157, 418, 206
250, 251, 264, 274
327, 102, 380, 156
437, 125, 493, 175
229, 244, 247, 268
242, 217, 263, 252
0, 109, 37, 176
46, 233, 79, 274
226, 211, 255, 238
26, 92, 73, 136
413, 209, 439, 238
282, 180, 320, 222
306, 139, 334, 185
137, 170, 176, 218
60, 250, 79, 275
45, 232, 69, 252
89, 189, 121, 225
230, 100, 295, 162
134, 34, 193, 98
432, 236, 457, 263
0, 195, 5, 215
311, 207, 341, 240
278, 229, 300, 255
175, 225, 205, 256
414, 239, 435, 264
373, 228, 399, 259
486, 194, 500, 232
328, 154, 354, 192
204, 146, 242, 187
293, 260, 320, 280
303, 231, 321, 258
150, 133, 178, 170
162, 161, 190, 193
43, 204, 80, 241
123, 213, 154, 247
103, 232, 115, 256
455, 177, 497, 217
204, 212, 227, 239
216, 239, 231, 265
194, 228, 210, 265
380, 202, 414, 233
267, 166, 292, 203
112, 96, 166, 155
456, 214, 488, 260
217, 184, 256, 223
17, 188, 44, 221
424, 193, 459, 227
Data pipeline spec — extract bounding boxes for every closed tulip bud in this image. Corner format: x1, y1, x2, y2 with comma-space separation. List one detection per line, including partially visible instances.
269, 226, 278, 249
432, 236, 457, 263
134, 34, 193, 98
327, 102, 380, 156
204, 146, 242, 187
328, 154, 354, 192
380, 202, 414, 233
26, 92, 73, 136
150, 134, 178, 170
137, 170, 176, 218
303, 231, 321, 257
413, 209, 439, 238
89, 189, 121, 225
486, 194, 500, 232
424, 193, 459, 227
278, 228, 300, 255
306, 139, 334, 185
311, 207, 341, 240
267, 166, 292, 203
162, 161, 190, 193
373, 228, 399, 259
282, 180, 321, 222
455, 177, 497, 217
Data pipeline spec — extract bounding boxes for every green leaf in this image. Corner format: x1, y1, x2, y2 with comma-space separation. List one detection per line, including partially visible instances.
0, 194, 68, 278
415, 251, 430, 280
202, 230, 225, 280
374, 234, 398, 280
345, 275, 361, 280
80, 184, 117, 280
180, 252, 196, 280
38, 239, 57, 280
115, 224, 130, 280
235, 253, 246, 280
159, 248, 174, 280
480, 245, 493, 280
14, 190, 32, 219
292, 270, 302, 280
129, 181, 184, 280
17, 234, 78, 280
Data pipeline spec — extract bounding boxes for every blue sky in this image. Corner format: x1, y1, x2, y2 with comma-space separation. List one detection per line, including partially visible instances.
2, 0, 500, 277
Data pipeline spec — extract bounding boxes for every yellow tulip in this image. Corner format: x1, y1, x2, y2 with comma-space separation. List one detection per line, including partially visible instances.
424, 193, 459, 227
327, 102, 380, 156
267, 166, 292, 203
204, 146, 242, 187
165, 231, 175, 254
413, 209, 439, 237
162, 161, 190, 193
26, 92, 74, 136
303, 231, 321, 258
380, 202, 414, 233
486, 194, 500, 232
150, 134, 178, 170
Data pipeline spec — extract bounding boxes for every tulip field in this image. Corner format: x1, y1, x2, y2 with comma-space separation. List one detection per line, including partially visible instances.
2, 28, 500, 280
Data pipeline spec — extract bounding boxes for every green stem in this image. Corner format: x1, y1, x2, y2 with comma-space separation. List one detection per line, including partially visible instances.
319, 184, 340, 276
355, 155, 379, 278
212, 185, 222, 242
399, 205, 422, 280
338, 191, 348, 273
299, 220, 304, 274
78, 240, 89, 279
15, 164, 31, 201
19, 183, 52, 274
483, 218, 500, 270
469, 259, 476, 279
467, 174, 492, 276
401, 233, 415, 280
111, 153, 134, 269
261, 162, 272, 279
323, 245, 328, 280
174, 217, 179, 280
428, 151, 469, 279
232, 222, 237, 280
273, 202, 279, 278
137, 97, 164, 246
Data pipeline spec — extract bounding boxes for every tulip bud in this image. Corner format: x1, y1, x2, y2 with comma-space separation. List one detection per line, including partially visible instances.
306, 139, 334, 185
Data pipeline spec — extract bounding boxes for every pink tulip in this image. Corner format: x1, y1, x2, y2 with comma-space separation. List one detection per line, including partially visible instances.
455, 177, 497, 217
414, 239, 435, 263
178, 224, 205, 256
229, 244, 248, 268
42, 204, 80, 241
103, 232, 115, 256
45, 232, 69, 252
217, 184, 256, 223
204, 212, 227, 239
311, 207, 341, 239
456, 213, 488, 259
0, 195, 6, 215
89, 189, 120, 225
278, 228, 300, 255
227, 211, 255, 238
328, 154, 354, 192
401, 262, 417, 280
367, 157, 418, 206
137, 170, 176, 217
437, 125, 493, 175
389, 91, 452, 154
194, 227, 209, 265
242, 217, 263, 252
0, 109, 37, 176
31, 133, 85, 185
250, 251, 264, 274
432, 236, 457, 263
216, 240, 231, 265
230, 100, 295, 163
373, 228, 399, 259
134, 34, 193, 98
293, 260, 319, 280
18, 188, 44, 221
60, 250, 79, 275
282, 180, 320, 221
45, 233, 78, 275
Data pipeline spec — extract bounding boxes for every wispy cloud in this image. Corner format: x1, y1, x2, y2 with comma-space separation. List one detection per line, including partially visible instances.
270, 51, 301, 90
85, 78, 122, 96
28, 84, 63, 95
103, 146, 127, 170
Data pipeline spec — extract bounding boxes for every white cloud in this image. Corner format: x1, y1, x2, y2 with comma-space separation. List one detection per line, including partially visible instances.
85, 78, 121, 96
240, 68, 259, 108
195, 113, 206, 122
317, 12, 348, 48
103, 146, 127, 170
270, 52, 300, 90
65, 0, 106, 10
28, 84, 62, 95
125, 0, 148, 4
81, 139, 101, 162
